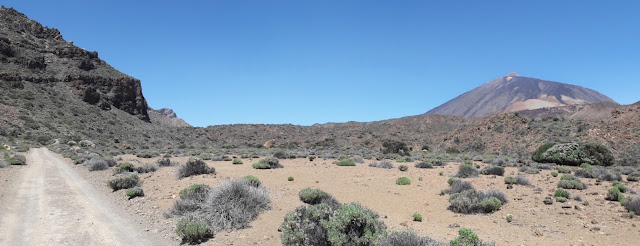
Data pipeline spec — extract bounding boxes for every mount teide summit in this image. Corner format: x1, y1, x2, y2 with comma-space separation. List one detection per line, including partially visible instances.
426, 73, 616, 118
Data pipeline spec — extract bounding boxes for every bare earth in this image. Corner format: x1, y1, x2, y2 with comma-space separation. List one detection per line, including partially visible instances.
2, 150, 640, 245
0, 148, 169, 246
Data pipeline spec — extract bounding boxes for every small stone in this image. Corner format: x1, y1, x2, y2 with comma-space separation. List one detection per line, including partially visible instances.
543, 197, 554, 205
590, 227, 601, 232
561, 204, 572, 209
448, 223, 460, 228
591, 220, 598, 224
632, 224, 637, 227
507, 184, 514, 189
574, 205, 582, 211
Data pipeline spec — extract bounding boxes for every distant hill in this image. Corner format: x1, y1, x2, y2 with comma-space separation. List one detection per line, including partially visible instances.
148, 108, 191, 127
426, 72, 616, 117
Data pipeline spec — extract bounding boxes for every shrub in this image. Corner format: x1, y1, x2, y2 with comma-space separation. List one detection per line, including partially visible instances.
298, 188, 340, 209
556, 166, 571, 173
551, 172, 558, 177
624, 197, 640, 215
175, 214, 214, 244
628, 171, 640, 182
450, 228, 479, 246
483, 189, 508, 204
108, 174, 139, 191
556, 197, 568, 203
607, 187, 624, 201
281, 204, 334, 246
446, 179, 475, 194
532, 142, 558, 163
113, 162, 134, 174
243, 175, 261, 187
454, 162, 479, 178
414, 161, 433, 169
370, 161, 395, 169
506, 214, 513, 223
181, 179, 270, 231
172, 184, 211, 216
252, 157, 283, 169
412, 213, 422, 222
232, 158, 243, 165
374, 230, 442, 246
536, 142, 615, 166
352, 157, 365, 164
288, 176, 294, 181
448, 189, 506, 214
135, 164, 159, 173
178, 157, 214, 178
5, 154, 26, 165
324, 203, 387, 245
136, 152, 154, 158
336, 159, 356, 166
480, 165, 504, 176
274, 151, 287, 159
396, 177, 411, 185
554, 189, 570, 199
504, 175, 529, 185
398, 165, 409, 172
382, 139, 410, 156
557, 175, 585, 190
0, 160, 7, 168
157, 158, 171, 166
86, 158, 115, 171
525, 168, 540, 174
126, 187, 144, 199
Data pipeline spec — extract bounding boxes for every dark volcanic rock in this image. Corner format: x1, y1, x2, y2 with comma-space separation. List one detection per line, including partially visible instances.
0, 6, 149, 121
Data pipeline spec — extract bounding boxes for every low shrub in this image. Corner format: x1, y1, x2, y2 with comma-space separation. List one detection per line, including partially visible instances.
556, 197, 568, 203
557, 175, 586, 190
178, 158, 214, 178
535, 142, 615, 166
554, 189, 570, 199
450, 228, 494, 246
504, 175, 529, 185
396, 177, 411, 185
448, 189, 506, 214
172, 184, 211, 216
157, 158, 171, 166
352, 157, 365, 164
108, 174, 139, 191
551, 172, 558, 177
613, 182, 628, 193
606, 187, 624, 201
454, 162, 479, 178
126, 187, 144, 199
136, 152, 154, 158
175, 214, 214, 244
135, 164, 159, 173
280, 203, 334, 246
336, 159, 356, 166
412, 213, 422, 222
5, 154, 26, 165
370, 161, 395, 169
113, 162, 134, 174
628, 171, 640, 182
298, 188, 340, 209
374, 230, 443, 246
506, 214, 513, 223
480, 165, 504, 176
525, 168, 540, 174
252, 157, 283, 169
414, 161, 433, 169
398, 165, 408, 172
232, 158, 243, 165
624, 197, 640, 215
324, 203, 387, 245
556, 166, 571, 173
243, 175, 261, 187
446, 179, 475, 194
288, 176, 294, 181
86, 158, 116, 171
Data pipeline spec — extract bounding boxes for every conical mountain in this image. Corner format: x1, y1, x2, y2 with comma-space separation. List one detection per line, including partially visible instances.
426, 73, 616, 117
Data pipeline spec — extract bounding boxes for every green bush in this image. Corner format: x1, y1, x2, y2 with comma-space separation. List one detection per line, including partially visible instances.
382, 139, 410, 156
178, 157, 214, 178
506, 214, 513, 223
607, 187, 624, 201
556, 166, 572, 173
298, 188, 340, 209
504, 175, 529, 185
556, 197, 568, 203
175, 214, 214, 244
554, 189, 570, 199
396, 177, 411, 185
480, 197, 502, 212
5, 154, 26, 165
108, 174, 139, 191
113, 162, 134, 174
324, 203, 387, 245
288, 176, 294, 181
232, 158, 243, 165
252, 157, 283, 169
412, 213, 422, 222
535, 142, 615, 166
450, 228, 478, 246
243, 175, 261, 187
336, 159, 356, 166
551, 172, 558, 177
557, 175, 585, 190
532, 142, 557, 163
448, 189, 506, 214
613, 182, 628, 193
179, 184, 211, 198
280, 204, 333, 246
126, 187, 144, 199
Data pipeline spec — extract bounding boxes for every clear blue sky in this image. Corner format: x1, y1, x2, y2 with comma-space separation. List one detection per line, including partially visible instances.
3, 1, 639, 127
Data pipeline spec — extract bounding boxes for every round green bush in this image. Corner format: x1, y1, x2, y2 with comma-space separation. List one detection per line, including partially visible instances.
554, 189, 570, 199
243, 175, 261, 187
396, 177, 411, 185
175, 215, 214, 243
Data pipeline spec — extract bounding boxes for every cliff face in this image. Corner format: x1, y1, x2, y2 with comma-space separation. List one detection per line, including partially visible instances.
0, 6, 149, 121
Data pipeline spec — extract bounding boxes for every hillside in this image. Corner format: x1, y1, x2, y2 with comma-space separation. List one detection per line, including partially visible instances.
426, 72, 616, 118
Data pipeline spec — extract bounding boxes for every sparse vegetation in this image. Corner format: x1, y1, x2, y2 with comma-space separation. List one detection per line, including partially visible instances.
85, 157, 116, 171
113, 162, 134, 174
414, 161, 433, 169
448, 188, 507, 214
232, 158, 243, 164
178, 157, 214, 178
480, 165, 504, 176
243, 175, 261, 187
504, 175, 529, 185
450, 228, 494, 246
375, 230, 442, 246
554, 189, 570, 199
126, 187, 144, 199
175, 214, 214, 244
107, 174, 139, 191
454, 162, 479, 178
557, 175, 586, 190
5, 154, 26, 165
370, 161, 395, 169
336, 158, 356, 166
606, 187, 624, 201
156, 157, 171, 166
135, 163, 158, 173
252, 157, 283, 169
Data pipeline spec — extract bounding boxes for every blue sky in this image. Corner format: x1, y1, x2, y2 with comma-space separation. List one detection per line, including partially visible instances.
3, 1, 639, 126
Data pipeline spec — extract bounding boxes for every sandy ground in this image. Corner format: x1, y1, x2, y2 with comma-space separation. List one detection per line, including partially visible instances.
0, 148, 169, 246
70, 155, 640, 246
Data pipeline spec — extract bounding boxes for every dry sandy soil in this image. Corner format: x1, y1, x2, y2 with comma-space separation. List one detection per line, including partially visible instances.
72, 154, 640, 246
0, 148, 170, 246
2, 150, 640, 245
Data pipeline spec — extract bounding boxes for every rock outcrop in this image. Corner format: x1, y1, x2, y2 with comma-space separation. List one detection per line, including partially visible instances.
0, 6, 149, 121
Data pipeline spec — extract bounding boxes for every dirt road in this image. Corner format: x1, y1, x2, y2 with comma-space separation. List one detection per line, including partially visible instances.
0, 148, 165, 246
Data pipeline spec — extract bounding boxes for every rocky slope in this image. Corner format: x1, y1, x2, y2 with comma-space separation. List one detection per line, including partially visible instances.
0, 6, 149, 121
148, 108, 191, 127
426, 72, 616, 118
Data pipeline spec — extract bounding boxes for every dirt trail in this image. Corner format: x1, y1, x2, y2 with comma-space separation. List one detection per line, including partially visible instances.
0, 148, 163, 246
